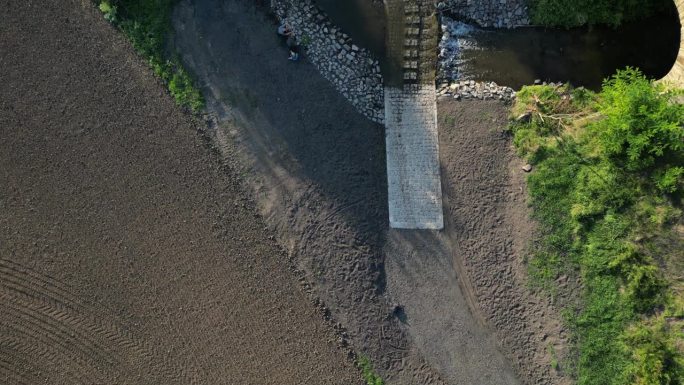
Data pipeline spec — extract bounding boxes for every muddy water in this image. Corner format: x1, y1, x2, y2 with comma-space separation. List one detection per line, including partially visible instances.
315, 0, 386, 59
313, 0, 680, 90
446, 10, 681, 90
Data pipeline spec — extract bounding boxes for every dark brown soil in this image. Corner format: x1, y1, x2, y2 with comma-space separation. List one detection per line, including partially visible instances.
171, 1, 571, 385
0, 1, 361, 384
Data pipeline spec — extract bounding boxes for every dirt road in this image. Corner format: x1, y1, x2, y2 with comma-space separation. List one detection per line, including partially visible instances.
0, 1, 361, 384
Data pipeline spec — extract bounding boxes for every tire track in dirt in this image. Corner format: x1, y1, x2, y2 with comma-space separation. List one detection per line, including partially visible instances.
0, 343, 41, 385
0, 329, 100, 384
1, 1, 362, 384
0, 259, 192, 385
0, 260, 150, 358
438, 100, 571, 385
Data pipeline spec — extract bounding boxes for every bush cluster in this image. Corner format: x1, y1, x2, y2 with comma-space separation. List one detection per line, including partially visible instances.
510, 69, 683, 385
98, 0, 204, 113
527, 0, 672, 27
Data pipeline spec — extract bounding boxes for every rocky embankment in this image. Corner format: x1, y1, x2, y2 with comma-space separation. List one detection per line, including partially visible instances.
437, 79, 516, 101
265, 1, 526, 125
437, 16, 519, 101
270, 0, 384, 123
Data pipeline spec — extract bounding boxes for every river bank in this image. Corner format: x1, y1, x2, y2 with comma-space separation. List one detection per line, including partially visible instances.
172, 1, 571, 384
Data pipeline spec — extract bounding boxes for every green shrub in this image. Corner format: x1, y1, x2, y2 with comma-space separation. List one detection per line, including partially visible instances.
654, 167, 684, 194
621, 318, 684, 385
510, 69, 684, 385
358, 355, 384, 385
590, 68, 684, 176
98, 1, 117, 22
528, 0, 671, 27
97, 0, 204, 113
569, 161, 625, 223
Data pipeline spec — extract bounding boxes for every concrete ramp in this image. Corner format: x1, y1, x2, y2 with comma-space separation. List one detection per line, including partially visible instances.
383, 0, 443, 229
385, 85, 444, 229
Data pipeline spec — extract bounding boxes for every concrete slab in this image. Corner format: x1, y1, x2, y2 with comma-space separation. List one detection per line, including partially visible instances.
384, 85, 444, 229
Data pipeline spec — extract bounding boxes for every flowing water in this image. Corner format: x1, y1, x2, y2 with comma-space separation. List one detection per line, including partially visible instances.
439, 10, 680, 90
313, 1, 680, 90
315, 0, 387, 60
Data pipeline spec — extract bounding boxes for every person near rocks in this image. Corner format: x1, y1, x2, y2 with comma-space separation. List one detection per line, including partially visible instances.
277, 21, 299, 60
277, 22, 293, 37
287, 35, 300, 61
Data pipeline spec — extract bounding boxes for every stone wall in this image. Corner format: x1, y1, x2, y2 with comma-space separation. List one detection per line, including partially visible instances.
662, 0, 684, 87
436, 0, 529, 28
270, 0, 385, 123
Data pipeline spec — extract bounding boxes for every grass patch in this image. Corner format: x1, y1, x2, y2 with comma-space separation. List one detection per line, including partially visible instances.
527, 0, 672, 27
97, 0, 204, 113
442, 114, 456, 126
510, 69, 684, 385
548, 343, 560, 371
358, 355, 385, 385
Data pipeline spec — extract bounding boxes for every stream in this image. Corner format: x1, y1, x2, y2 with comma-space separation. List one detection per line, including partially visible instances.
314, 1, 680, 90
439, 10, 680, 90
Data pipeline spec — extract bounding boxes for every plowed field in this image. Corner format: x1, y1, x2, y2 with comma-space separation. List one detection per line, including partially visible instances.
0, 1, 360, 384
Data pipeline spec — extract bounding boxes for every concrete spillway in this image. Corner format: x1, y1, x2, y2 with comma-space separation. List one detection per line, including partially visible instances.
384, 0, 444, 229
385, 85, 443, 229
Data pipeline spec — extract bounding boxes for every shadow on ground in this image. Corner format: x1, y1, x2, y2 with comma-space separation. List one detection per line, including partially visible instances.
171, 1, 569, 384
